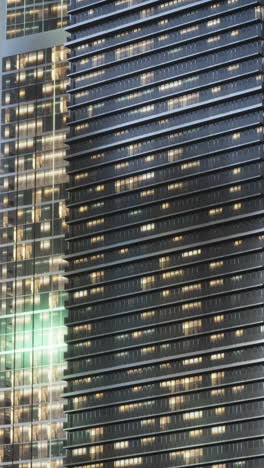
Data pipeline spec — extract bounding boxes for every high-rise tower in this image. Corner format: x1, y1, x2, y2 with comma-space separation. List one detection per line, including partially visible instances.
0, 1, 69, 467
64, 0, 264, 467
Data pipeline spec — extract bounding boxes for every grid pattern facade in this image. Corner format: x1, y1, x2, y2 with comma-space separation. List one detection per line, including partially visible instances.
6, 0, 68, 39
65, 0, 264, 467
0, 44, 68, 466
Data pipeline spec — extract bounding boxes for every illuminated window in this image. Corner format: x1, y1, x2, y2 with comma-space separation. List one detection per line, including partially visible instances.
127, 368, 143, 376
182, 301, 201, 311
73, 447, 87, 456
159, 256, 170, 268
173, 235, 183, 242
189, 429, 203, 438
212, 86, 221, 93
79, 205, 89, 213
232, 385, 245, 393
141, 346, 155, 354
161, 375, 203, 390
207, 18, 221, 26
115, 457, 143, 467
87, 218, 104, 228
119, 248, 128, 254
215, 407, 225, 415
169, 395, 185, 408
119, 402, 145, 413
228, 64, 240, 71
162, 290, 171, 297
140, 223, 155, 232
141, 276, 155, 289
73, 290, 88, 299
182, 249, 201, 257
140, 71, 154, 84
160, 416, 171, 426
168, 182, 183, 191
91, 235, 104, 244
209, 207, 223, 216
182, 319, 202, 335
168, 148, 183, 161
95, 184, 104, 192
211, 425, 226, 434
141, 419, 155, 426
234, 239, 243, 247
116, 172, 154, 192
182, 283, 201, 293
114, 441, 129, 449
210, 279, 224, 287
90, 445, 103, 458
162, 269, 183, 280
76, 122, 89, 133
229, 185, 242, 193
129, 209, 142, 217
211, 353, 225, 360
141, 311, 155, 320
183, 357, 203, 366
159, 18, 168, 25
170, 448, 203, 461
183, 410, 203, 421
214, 314, 224, 323
141, 436, 155, 445
159, 34, 169, 42
211, 388, 225, 396
207, 35, 220, 43
211, 372, 225, 383
88, 427, 104, 440
115, 162, 129, 170
180, 25, 199, 35
132, 331, 142, 339
40, 240, 51, 250
210, 333, 224, 342
210, 261, 224, 269
140, 189, 154, 198
132, 386, 143, 392
181, 160, 200, 170
90, 271, 104, 283
40, 222, 51, 232
160, 362, 171, 369
90, 286, 104, 295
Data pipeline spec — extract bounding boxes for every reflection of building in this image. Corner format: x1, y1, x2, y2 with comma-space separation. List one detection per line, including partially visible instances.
64, 1, 264, 467
0, 1, 68, 467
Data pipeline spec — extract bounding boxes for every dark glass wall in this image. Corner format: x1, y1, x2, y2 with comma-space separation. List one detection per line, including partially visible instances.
65, 0, 264, 467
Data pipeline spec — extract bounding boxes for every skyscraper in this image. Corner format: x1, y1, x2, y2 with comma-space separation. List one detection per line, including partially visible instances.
0, 1, 68, 466
64, 0, 264, 467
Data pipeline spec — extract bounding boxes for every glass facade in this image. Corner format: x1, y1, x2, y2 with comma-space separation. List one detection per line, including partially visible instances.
65, 0, 264, 467
0, 1, 69, 466
6, 0, 68, 39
